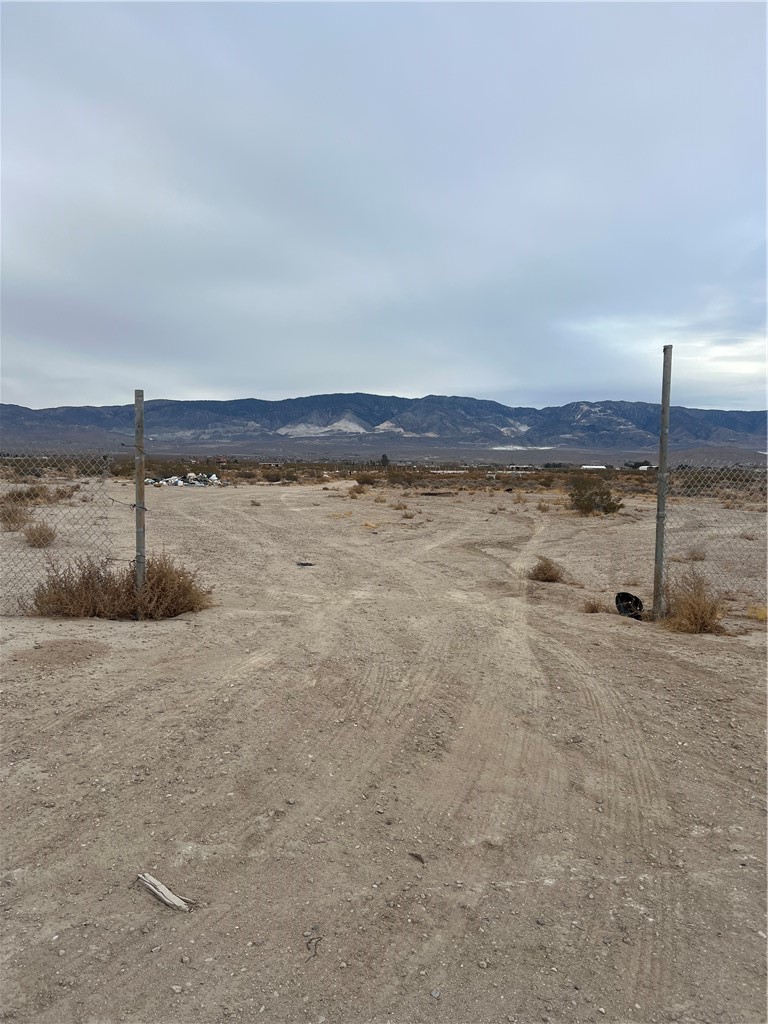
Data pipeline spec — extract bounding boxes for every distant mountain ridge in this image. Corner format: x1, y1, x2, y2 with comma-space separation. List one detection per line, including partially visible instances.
1, 393, 765, 450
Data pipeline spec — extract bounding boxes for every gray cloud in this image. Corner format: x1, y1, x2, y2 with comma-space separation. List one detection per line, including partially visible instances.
1, 2, 765, 410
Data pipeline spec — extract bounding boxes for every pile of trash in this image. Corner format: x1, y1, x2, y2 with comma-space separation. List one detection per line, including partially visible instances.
145, 472, 227, 488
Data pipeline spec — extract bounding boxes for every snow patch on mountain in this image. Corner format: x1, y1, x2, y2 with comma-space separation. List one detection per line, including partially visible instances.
277, 417, 369, 437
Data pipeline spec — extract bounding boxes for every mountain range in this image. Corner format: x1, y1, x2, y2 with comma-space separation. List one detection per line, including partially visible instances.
1, 394, 765, 452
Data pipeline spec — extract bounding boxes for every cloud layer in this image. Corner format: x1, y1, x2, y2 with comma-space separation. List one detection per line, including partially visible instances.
2, 3, 765, 410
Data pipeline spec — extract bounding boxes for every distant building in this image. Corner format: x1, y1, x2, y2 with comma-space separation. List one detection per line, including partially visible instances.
580, 465, 607, 470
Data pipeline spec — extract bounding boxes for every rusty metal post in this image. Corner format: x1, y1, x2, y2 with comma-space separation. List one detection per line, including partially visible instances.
652, 346, 673, 618
135, 389, 146, 591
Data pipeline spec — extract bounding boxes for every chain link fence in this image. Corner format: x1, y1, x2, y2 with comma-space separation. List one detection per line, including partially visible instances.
664, 462, 767, 606
0, 449, 113, 614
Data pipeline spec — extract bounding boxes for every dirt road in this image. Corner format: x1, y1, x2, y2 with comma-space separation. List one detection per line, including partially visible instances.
2, 482, 765, 1023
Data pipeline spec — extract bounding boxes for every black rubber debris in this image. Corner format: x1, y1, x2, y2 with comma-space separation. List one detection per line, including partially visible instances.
615, 592, 643, 620
296, 562, 315, 567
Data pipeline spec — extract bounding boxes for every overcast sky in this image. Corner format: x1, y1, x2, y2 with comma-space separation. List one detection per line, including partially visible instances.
2, 2, 765, 411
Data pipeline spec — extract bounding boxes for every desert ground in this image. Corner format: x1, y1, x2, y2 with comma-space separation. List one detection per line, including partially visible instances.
1, 480, 766, 1024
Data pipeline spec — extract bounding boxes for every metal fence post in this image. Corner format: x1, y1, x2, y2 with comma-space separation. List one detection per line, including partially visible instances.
135, 389, 146, 591
652, 346, 673, 618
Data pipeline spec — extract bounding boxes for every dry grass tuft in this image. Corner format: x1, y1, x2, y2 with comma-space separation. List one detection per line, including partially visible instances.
583, 597, 608, 613
746, 604, 767, 623
686, 546, 706, 562
250, 499, 261, 506
527, 556, 565, 583
402, 510, 417, 520
24, 523, 57, 548
25, 554, 213, 620
664, 569, 725, 634
0, 503, 32, 531
537, 500, 550, 512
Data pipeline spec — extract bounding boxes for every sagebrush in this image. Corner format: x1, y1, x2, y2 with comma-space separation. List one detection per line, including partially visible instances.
26, 554, 213, 620
24, 523, 57, 548
568, 475, 623, 516
528, 556, 564, 583
663, 569, 724, 634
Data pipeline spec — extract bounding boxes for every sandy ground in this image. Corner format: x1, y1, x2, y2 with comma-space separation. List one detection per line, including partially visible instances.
1, 482, 765, 1024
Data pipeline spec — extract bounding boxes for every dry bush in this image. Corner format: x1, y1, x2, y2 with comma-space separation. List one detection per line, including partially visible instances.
250, 500, 261, 507
527, 556, 564, 583
26, 554, 213, 620
24, 523, 56, 548
537, 500, 550, 512
489, 508, 499, 515
583, 597, 608, 613
686, 545, 706, 561
568, 475, 622, 516
513, 493, 526, 505
746, 604, 767, 623
0, 504, 32, 531
391, 501, 408, 510
664, 570, 724, 634
374, 495, 386, 503
349, 484, 367, 498
8, 484, 77, 505
355, 473, 378, 487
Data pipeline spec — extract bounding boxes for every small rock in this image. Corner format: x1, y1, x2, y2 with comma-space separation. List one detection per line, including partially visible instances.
598, 1009, 606, 1015
58, 950, 66, 957
286, 799, 296, 805
431, 989, 441, 999
181, 955, 190, 964
339, 961, 347, 969
171, 985, 183, 994
151, 946, 162, 953
536, 918, 545, 926
478, 960, 488, 969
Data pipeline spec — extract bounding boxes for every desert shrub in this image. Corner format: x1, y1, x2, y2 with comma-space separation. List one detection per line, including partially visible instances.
24, 523, 56, 548
568, 475, 623, 516
538, 474, 555, 489
0, 503, 31, 531
402, 510, 416, 519
527, 556, 564, 583
746, 604, 767, 623
391, 502, 408, 510
583, 597, 608, 613
537, 500, 550, 512
374, 495, 386, 503
250, 500, 261, 507
663, 569, 724, 634
262, 469, 283, 483
25, 554, 212, 620
686, 546, 706, 562
349, 484, 367, 497
356, 473, 378, 487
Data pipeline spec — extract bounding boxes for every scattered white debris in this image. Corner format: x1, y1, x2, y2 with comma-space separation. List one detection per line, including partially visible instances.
145, 472, 226, 488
